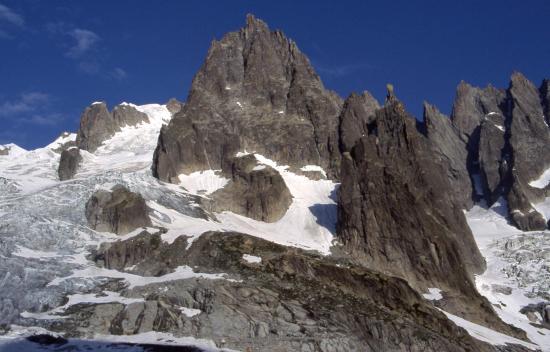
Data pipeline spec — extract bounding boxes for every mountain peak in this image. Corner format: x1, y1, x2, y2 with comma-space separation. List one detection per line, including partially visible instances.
245, 13, 269, 33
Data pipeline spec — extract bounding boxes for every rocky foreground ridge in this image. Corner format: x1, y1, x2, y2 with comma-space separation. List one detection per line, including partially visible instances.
0, 14, 549, 352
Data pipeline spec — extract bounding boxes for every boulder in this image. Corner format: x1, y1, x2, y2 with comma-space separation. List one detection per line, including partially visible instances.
85, 185, 152, 235
152, 15, 343, 182
206, 154, 292, 222
57, 148, 82, 181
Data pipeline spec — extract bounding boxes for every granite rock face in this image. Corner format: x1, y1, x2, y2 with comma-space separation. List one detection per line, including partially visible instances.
478, 111, 508, 204
338, 98, 484, 287
422, 102, 472, 209
541, 79, 550, 127
507, 173, 548, 231
57, 148, 82, 181
152, 15, 343, 182
78, 231, 511, 352
447, 73, 550, 230
338, 92, 380, 153
76, 102, 149, 152
112, 103, 149, 127
205, 154, 292, 222
85, 185, 152, 235
451, 82, 506, 140
336, 98, 529, 337
508, 72, 550, 182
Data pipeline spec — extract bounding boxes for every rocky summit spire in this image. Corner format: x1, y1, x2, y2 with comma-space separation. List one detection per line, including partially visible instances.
152, 15, 343, 182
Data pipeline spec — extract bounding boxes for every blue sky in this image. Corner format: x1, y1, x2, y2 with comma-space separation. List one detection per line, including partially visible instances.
1, 0, 549, 149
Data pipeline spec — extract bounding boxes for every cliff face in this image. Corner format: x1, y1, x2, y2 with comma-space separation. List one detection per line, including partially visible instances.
337, 99, 484, 290
76, 102, 149, 152
152, 15, 343, 182
448, 73, 550, 230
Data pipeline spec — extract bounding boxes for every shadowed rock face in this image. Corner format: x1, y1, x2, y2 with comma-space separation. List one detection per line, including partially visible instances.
447, 73, 550, 231
338, 99, 484, 288
338, 92, 380, 153
85, 185, 152, 235
451, 82, 507, 140
508, 72, 550, 182
57, 148, 82, 181
422, 102, 472, 209
76, 103, 149, 152
336, 99, 530, 337
152, 14, 343, 182
478, 111, 508, 204
541, 79, 550, 127
508, 173, 548, 231
76, 103, 115, 152
205, 154, 292, 222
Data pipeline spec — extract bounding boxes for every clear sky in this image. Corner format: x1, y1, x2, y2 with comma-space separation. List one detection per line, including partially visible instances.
1, 0, 549, 149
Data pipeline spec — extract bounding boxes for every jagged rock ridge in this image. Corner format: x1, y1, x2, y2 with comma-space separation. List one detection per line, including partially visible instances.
76, 102, 149, 152
152, 14, 343, 182
449, 72, 550, 231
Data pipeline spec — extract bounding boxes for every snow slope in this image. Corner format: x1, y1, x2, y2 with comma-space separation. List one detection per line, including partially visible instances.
0, 102, 338, 349
465, 200, 550, 350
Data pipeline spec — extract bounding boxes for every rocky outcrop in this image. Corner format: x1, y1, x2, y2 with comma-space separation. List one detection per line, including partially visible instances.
77, 231, 519, 352
93, 230, 164, 275
50, 132, 77, 153
57, 148, 82, 181
450, 82, 507, 203
166, 98, 184, 115
112, 103, 149, 127
76, 102, 117, 152
478, 111, 508, 204
422, 102, 472, 209
508, 72, 550, 182
338, 92, 380, 152
507, 173, 547, 231
205, 154, 292, 222
76, 102, 149, 152
85, 185, 152, 235
335, 98, 527, 336
152, 15, 343, 182
451, 82, 506, 140
541, 79, 550, 127
338, 99, 484, 289
447, 73, 549, 230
